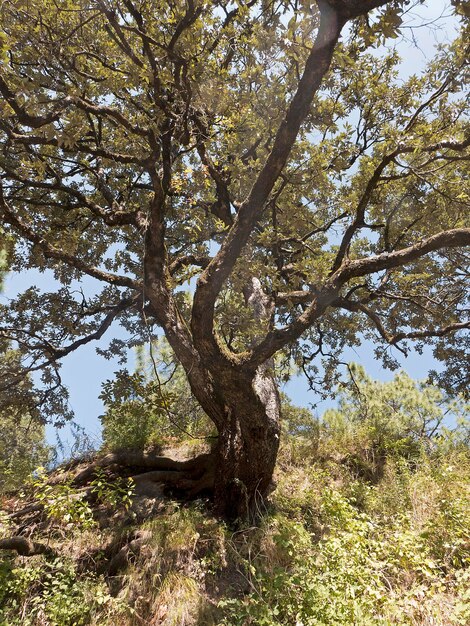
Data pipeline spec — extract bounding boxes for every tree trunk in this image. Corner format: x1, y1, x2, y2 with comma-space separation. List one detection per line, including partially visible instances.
198, 277, 281, 521
150, 275, 281, 520
211, 362, 281, 521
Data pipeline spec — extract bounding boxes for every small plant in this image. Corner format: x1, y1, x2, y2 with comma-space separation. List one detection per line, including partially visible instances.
30, 467, 135, 530
0, 557, 115, 626
90, 469, 135, 511
32, 468, 95, 529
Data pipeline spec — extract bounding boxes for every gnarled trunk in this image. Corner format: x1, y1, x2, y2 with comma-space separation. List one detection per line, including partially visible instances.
214, 421, 279, 520
188, 277, 282, 520
148, 272, 282, 520
213, 365, 281, 520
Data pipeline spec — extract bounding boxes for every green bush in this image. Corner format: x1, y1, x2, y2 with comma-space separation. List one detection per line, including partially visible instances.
99, 356, 213, 451
218, 371, 469, 626
99, 370, 169, 451
0, 557, 113, 626
31, 468, 95, 529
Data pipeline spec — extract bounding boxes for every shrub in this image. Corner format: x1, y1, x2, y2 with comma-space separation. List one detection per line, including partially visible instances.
0, 557, 113, 626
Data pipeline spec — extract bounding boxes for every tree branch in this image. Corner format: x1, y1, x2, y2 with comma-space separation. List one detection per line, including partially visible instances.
169, 254, 211, 276
43, 295, 138, 361
332, 296, 469, 351
391, 321, 470, 344
247, 228, 470, 366
0, 165, 139, 228
0, 75, 70, 129
335, 228, 470, 282
191, 1, 345, 362
331, 134, 470, 272
0, 185, 139, 289
3, 127, 146, 166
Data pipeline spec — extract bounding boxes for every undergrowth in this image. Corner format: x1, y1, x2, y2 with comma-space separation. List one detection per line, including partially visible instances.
0, 371, 468, 625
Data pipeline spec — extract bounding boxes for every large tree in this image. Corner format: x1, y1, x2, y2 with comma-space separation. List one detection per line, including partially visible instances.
0, 0, 468, 518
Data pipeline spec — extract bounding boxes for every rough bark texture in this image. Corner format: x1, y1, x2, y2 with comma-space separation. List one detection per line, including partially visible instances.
210, 278, 281, 520
213, 381, 280, 520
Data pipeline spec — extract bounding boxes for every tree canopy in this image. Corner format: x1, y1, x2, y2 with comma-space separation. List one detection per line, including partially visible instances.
0, 235, 50, 493
0, 0, 469, 517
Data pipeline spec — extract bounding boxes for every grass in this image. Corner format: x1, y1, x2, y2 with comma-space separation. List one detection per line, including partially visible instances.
1, 401, 469, 625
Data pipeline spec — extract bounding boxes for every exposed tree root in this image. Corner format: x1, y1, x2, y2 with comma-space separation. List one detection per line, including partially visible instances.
1, 446, 216, 593
130, 452, 215, 499
8, 503, 43, 520
74, 450, 214, 485
44, 449, 216, 499
106, 529, 152, 576
4, 449, 215, 536
74, 528, 152, 577
0, 536, 55, 557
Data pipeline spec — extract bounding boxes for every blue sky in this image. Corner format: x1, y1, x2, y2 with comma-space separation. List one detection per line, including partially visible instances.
1, 2, 459, 449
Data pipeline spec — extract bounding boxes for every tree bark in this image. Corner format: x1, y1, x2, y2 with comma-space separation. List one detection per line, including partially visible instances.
211, 278, 281, 520
212, 369, 281, 521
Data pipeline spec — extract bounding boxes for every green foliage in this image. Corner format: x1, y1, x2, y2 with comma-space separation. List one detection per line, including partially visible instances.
318, 366, 468, 476
217, 374, 469, 626
90, 469, 134, 512
1, 372, 469, 626
99, 369, 169, 451
280, 392, 319, 438
114, 503, 227, 625
0, 412, 50, 493
100, 342, 213, 451
0, 557, 113, 626
0, 240, 51, 493
0, 0, 468, 427
30, 468, 135, 529
31, 468, 95, 529
220, 450, 469, 626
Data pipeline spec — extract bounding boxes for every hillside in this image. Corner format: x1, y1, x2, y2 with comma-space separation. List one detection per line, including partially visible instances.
1, 407, 469, 626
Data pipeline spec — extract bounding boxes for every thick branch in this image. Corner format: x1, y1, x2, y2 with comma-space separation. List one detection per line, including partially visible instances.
332, 296, 392, 341
331, 135, 470, 272
143, 176, 224, 426
169, 254, 211, 276
335, 228, 470, 282
248, 228, 470, 366
192, 112, 233, 227
324, 0, 391, 20
331, 151, 397, 272
191, 2, 345, 361
168, 0, 203, 52
276, 290, 312, 305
